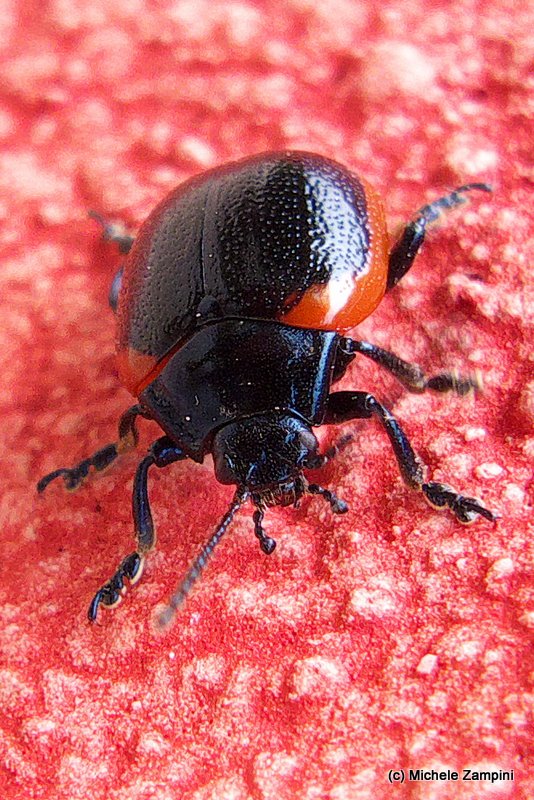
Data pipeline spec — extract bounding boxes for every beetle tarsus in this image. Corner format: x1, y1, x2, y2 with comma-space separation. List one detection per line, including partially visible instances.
422, 482, 497, 524
424, 370, 482, 395
88, 551, 144, 621
37, 443, 119, 492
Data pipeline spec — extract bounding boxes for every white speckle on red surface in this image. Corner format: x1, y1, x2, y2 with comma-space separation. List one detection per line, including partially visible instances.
359, 42, 437, 101
137, 731, 171, 757
519, 380, 534, 425
289, 655, 350, 698
488, 557, 515, 579
518, 610, 534, 630
502, 482, 525, 506
81, 29, 135, 80
416, 654, 439, 676
187, 654, 227, 687
475, 461, 505, 480
185, 774, 252, 800
446, 273, 501, 320
484, 557, 517, 598
522, 437, 534, 460
253, 750, 300, 800
349, 576, 407, 620
463, 426, 487, 442
445, 135, 500, 177
179, 137, 218, 168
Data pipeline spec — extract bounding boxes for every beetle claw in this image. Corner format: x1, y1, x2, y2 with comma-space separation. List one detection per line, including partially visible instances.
422, 482, 497, 524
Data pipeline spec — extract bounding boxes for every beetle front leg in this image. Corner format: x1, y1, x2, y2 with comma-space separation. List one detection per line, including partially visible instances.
339, 339, 481, 396
37, 404, 151, 493
387, 183, 491, 290
88, 436, 188, 621
324, 391, 497, 524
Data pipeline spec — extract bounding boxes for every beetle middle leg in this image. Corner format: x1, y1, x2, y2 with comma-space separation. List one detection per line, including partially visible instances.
88, 436, 188, 621
323, 391, 496, 524
339, 339, 481, 396
37, 404, 151, 493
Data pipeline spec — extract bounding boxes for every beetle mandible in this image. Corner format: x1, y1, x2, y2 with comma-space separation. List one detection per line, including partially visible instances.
38, 151, 497, 627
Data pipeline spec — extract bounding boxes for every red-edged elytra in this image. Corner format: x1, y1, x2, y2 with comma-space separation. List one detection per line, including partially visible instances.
37, 151, 497, 627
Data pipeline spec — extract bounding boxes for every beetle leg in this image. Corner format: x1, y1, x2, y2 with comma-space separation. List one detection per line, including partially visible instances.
339, 339, 481, 396
88, 436, 188, 621
88, 210, 134, 254
108, 266, 124, 313
387, 183, 491, 290
87, 212, 134, 311
37, 404, 150, 493
323, 391, 497, 524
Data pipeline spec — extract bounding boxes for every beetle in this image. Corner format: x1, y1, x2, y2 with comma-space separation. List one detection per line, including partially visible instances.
37, 151, 497, 627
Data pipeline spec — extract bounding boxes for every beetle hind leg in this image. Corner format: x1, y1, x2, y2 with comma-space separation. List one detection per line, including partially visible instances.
387, 183, 491, 290
88, 436, 187, 621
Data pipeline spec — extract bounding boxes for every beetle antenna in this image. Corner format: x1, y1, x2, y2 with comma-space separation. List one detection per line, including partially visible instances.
156, 489, 249, 629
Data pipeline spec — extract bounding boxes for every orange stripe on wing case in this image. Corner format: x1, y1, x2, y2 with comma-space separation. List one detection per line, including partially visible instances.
117, 335, 193, 396
116, 349, 160, 396
280, 179, 389, 333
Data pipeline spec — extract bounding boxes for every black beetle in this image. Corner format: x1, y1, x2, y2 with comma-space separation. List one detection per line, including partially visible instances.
38, 151, 496, 626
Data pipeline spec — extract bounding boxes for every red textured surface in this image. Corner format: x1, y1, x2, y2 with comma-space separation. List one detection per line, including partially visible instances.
1, 2, 532, 799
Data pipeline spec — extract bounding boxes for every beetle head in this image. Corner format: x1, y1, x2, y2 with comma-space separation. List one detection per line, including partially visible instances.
212, 412, 318, 503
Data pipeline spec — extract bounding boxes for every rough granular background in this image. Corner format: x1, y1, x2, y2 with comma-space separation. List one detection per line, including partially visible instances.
0, 1, 532, 799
